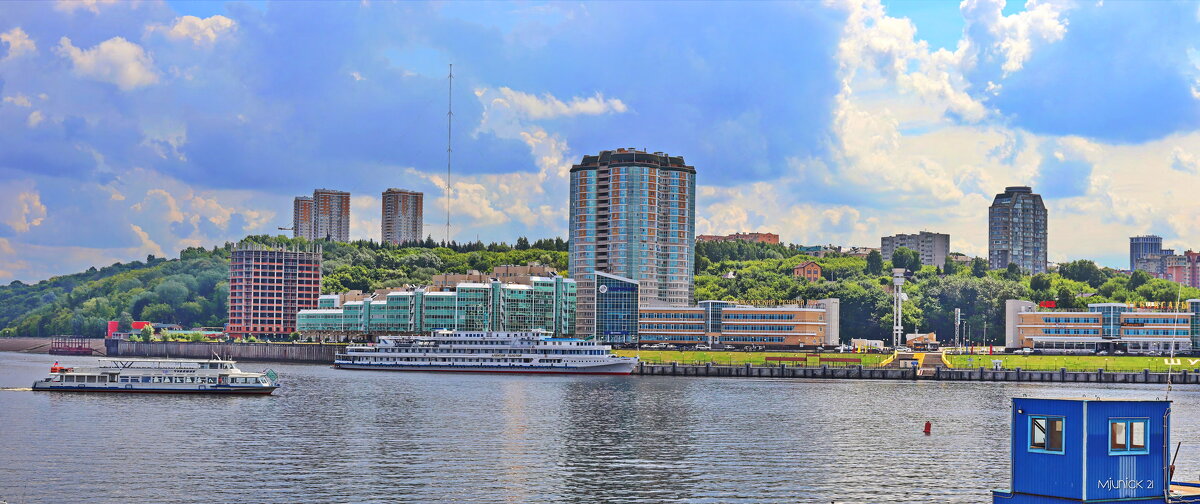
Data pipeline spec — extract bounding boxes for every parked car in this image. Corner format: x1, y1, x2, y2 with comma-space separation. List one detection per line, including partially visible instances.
1019, 348, 1034, 355
1096, 350, 1109, 356
695, 344, 711, 351
1114, 350, 1126, 356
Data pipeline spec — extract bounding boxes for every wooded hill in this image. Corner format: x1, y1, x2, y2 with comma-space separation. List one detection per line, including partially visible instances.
2, 237, 1194, 345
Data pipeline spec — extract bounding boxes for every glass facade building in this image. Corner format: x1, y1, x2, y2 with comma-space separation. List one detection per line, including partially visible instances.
569, 149, 697, 338
593, 272, 639, 344
297, 277, 576, 338
988, 186, 1048, 274
1130, 235, 1164, 271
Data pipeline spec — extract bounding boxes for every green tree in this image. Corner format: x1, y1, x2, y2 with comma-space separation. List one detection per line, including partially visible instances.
1030, 273, 1053, 292
892, 247, 920, 272
117, 311, 134, 332
695, 255, 712, 275
154, 280, 190, 306
515, 237, 530, 250
1059, 259, 1107, 288
142, 303, 174, 323
139, 325, 154, 341
971, 257, 988, 278
866, 250, 883, 275
1005, 263, 1022, 281
1056, 287, 1076, 310
943, 255, 958, 275
1128, 270, 1152, 290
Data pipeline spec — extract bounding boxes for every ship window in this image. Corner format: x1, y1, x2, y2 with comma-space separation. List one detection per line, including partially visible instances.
1029, 416, 1064, 454
1110, 419, 1149, 455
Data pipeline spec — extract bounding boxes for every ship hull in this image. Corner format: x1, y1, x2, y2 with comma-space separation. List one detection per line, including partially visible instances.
333, 361, 636, 375
31, 383, 277, 395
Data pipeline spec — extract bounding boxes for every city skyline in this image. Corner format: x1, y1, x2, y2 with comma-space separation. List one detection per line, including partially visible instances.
2, 1, 1200, 282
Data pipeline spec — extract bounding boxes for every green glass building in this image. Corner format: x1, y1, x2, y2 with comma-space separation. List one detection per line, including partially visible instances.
296, 277, 576, 338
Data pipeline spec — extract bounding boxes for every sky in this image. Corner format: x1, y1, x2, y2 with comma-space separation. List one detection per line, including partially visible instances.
1, 0, 1199, 282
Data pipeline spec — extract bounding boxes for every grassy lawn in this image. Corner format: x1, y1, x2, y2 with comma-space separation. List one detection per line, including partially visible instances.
945, 354, 1200, 372
614, 350, 891, 367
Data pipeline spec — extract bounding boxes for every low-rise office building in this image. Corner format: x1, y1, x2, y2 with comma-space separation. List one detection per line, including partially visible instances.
1005, 299, 1195, 354
297, 277, 576, 339
638, 299, 839, 348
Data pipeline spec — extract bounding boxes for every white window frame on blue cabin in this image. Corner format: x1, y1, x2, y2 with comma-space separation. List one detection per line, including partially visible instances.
1109, 418, 1149, 456
1028, 415, 1066, 454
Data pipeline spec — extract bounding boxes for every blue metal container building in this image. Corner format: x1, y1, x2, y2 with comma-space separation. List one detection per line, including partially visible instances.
993, 398, 1200, 503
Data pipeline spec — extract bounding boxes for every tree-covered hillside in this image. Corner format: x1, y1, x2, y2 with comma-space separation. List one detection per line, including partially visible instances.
0, 235, 568, 338
2, 236, 1196, 345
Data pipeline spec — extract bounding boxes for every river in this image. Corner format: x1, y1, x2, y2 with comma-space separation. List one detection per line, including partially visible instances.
2, 351, 1200, 503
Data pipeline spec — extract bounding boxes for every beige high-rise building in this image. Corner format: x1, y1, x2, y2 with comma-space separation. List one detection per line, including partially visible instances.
312, 188, 351, 242
569, 148, 696, 340
382, 188, 423, 245
292, 196, 314, 240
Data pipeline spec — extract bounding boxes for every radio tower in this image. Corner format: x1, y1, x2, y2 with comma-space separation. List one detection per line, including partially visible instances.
444, 63, 453, 246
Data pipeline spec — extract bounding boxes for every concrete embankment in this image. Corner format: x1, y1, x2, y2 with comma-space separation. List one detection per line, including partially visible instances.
106, 340, 343, 363
636, 362, 1200, 384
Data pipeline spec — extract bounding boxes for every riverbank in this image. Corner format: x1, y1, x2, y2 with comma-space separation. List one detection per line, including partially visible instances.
636, 362, 1200, 384
107, 339, 345, 363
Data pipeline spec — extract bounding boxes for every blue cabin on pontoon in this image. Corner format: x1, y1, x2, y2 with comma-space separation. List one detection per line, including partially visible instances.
993, 398, 1200, 503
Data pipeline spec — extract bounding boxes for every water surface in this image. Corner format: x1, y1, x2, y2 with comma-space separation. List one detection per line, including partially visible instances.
2, 352, 1199, 503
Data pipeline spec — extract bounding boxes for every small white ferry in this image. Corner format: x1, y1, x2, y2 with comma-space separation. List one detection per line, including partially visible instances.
334, 330, 638, 375
32, 358, 279, 394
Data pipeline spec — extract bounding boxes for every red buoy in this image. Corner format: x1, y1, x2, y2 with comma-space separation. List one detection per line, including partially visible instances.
923, 421, 932, 435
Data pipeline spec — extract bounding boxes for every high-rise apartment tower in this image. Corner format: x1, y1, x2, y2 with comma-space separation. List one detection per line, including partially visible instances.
382, 188, 423, 245
569, 148, 696, 340
312, 189, 351, 242
988, 186, 1048, 274
292, 196, 314, 240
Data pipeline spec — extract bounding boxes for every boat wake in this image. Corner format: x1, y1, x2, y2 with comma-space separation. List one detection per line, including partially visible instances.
0, 387, 33, 391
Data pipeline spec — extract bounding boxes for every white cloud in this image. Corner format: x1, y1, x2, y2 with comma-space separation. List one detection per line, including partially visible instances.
960, 0, 1070, 76
54, 0, 118, 14
350, 71, 365, 81
0, 181, 47, 233
1, 27, 36, 60
148, 15, 237, 46
3, 94, 31, 107
129, 224, 165, 258
1171, 146, 1200, 175
26, 110, 43, 128
476, 87, 628, 120
56, 36, 160, 91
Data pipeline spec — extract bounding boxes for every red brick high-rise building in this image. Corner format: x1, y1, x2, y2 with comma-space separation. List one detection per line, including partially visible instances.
227, 242, 322, 339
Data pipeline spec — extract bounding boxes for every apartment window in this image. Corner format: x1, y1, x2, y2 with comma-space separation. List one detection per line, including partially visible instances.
1029, 415, 1064, 454
1109, 419, 1148, 455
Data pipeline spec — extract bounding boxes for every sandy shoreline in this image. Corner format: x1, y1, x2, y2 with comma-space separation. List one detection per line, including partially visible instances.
0, 338, 106, 354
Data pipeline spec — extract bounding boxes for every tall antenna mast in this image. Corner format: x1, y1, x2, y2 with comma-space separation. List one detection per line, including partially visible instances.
445, 63, 453, 246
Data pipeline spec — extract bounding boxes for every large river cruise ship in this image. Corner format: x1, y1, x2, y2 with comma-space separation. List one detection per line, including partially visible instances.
334, 330, 638, 375
32, 358, 279, 394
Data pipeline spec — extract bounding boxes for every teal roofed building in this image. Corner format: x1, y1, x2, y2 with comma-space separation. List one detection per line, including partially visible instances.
296, 277, 576, 340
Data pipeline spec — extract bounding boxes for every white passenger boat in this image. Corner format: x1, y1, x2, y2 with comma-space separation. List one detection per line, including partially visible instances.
31, 358, 279, 394
334, 330, 639, 375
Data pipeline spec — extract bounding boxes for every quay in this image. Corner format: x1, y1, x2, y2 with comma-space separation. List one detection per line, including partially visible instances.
106, 340, 342, 363
635, 362, 1200, 384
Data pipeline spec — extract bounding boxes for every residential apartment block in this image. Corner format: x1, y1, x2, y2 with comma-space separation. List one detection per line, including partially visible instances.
1004, 299, 1199, 354
296, 277, 576, 339
880, 231, 950, 268
988, 186, 1048, 273
312, 188, 351, 242
382, 188, 423, 245
638, 299, 840, 348
226, 242, 322, 339
292, 189, 351, 242
696, 232, 779, 244
569, 148, 696, 340
292, 196, 313, 240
